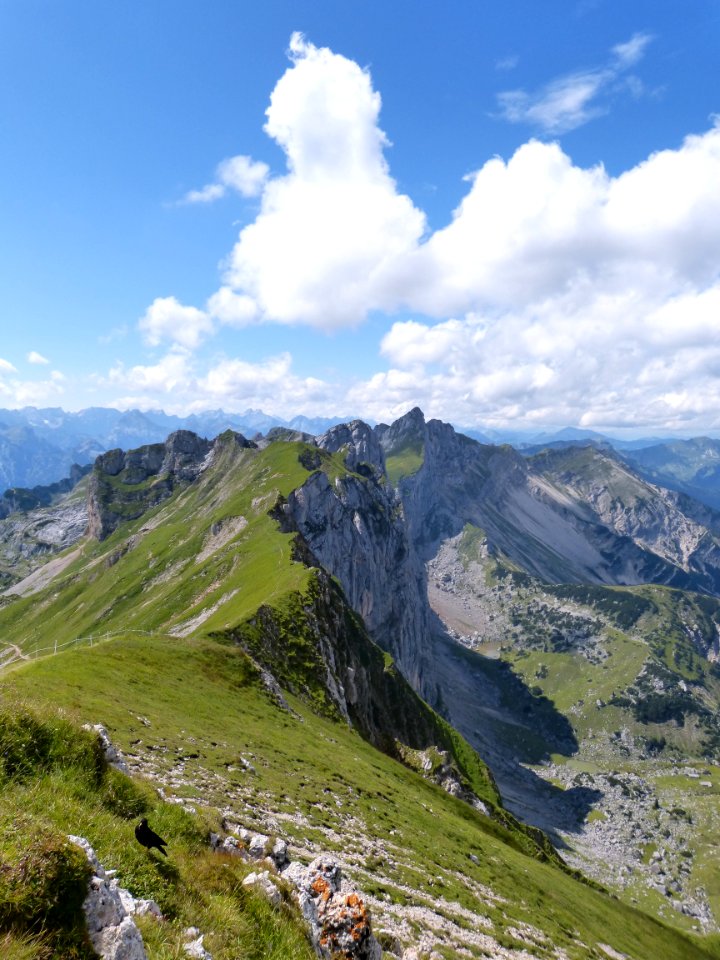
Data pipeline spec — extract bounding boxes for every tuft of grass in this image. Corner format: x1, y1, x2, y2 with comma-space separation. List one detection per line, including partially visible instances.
0, 705, 105, 786
385, 441, 424, 485
0, 812, 93, 959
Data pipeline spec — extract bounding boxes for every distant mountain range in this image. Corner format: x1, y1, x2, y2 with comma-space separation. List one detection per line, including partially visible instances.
3, 405, 720, 514
0, 406, 349, 490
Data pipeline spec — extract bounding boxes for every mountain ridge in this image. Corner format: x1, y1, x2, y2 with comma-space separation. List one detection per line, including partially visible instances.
4, 410, 720, 950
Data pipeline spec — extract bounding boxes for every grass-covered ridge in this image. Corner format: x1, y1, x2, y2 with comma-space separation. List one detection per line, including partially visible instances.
0, 437, 332, 651
2, 432, 719, 957
0, 434, 502, 812
3, 636, 718, 959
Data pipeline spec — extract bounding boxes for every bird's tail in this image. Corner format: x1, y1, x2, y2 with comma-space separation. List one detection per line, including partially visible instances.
157, 845, 168, 856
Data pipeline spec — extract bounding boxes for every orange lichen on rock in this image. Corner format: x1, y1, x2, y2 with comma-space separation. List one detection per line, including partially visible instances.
285, 855, 381, 959
312, 876, 332, 902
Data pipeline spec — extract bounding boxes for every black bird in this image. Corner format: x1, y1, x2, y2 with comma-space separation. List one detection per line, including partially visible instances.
135, 818, 168, 856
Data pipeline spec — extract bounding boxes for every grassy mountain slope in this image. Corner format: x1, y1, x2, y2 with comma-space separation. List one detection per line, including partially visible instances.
2, 432, 717, 957
0, 693, 317, 960
2, 634, 717, 960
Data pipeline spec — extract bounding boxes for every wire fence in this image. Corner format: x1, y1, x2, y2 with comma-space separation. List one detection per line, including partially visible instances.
0, 630, 157, 673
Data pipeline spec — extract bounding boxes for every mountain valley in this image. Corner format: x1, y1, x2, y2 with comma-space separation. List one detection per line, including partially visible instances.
2, 410, 720, 958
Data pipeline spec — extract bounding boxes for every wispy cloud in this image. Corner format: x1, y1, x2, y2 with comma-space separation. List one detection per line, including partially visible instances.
181, 154, 269, 204
495, 55, 519, 72
27, 350, 50, 365
497, 32, 653, 134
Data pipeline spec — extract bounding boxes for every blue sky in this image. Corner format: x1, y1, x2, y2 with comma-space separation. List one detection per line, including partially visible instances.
1, 0, 719, 434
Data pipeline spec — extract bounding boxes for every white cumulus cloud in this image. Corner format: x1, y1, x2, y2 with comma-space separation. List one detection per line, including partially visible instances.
27, 351, 50, 365
105, 348, 337, 416
140, 36, 720, 433
139, 296, 213, 349
218, 33, 426, 329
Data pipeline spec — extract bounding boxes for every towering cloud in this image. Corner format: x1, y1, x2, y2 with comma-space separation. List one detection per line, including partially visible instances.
131, 36, 720, 431
218, 33, 426, 328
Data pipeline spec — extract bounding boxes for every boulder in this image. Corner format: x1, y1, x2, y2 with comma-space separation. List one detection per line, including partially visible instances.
68, 836, 148, 960
282, 855, 381, 960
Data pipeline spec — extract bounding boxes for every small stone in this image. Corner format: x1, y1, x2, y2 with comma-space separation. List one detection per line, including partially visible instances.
242, 870, 282, 908
271, 837, 289, 868
183, 933, 212, 960
248, 833, 270, 859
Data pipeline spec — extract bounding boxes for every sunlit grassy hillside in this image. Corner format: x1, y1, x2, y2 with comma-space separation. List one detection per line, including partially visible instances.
1, 434, 719, 958
2, 635, 719, 960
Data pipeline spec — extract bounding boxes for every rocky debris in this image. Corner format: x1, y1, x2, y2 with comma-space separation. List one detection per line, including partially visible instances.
183, 927, 213, 959
83, 723, 129, 773
211, 833, 246, 858
427, 534, 609, 662
282, 855, 382, 960
213, 824, 290, 870
534, 761, 716, 930
125, 740, 584, 959
0, 492, 88, 589
68, 835, 154, 960
210, 824, 290, 872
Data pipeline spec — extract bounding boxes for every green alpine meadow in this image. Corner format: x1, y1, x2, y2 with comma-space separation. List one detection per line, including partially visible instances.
2, 414, 720, 959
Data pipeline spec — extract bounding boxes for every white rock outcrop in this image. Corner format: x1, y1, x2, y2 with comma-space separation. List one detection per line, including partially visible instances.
68, 835, 152, 960
82, 723, 130, 774
182, 928, 213, 960
242, 870, 282, 907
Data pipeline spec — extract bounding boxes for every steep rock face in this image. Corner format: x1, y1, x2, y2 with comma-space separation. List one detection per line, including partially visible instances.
381, 409, 720, 594
225, 568, 501, 808
87, 430, 254, 541
317, 419, 386, 476
379, 410, 607, 584
529, 446, 720, 594
277, 463, 430, 687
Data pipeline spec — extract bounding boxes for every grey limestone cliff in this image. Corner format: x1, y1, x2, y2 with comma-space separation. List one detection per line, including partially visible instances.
87, 430, 255, 541
277, 421, 431, 687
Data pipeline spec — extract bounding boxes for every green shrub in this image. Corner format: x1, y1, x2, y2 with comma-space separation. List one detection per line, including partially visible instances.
0, 708, 104, 786
0, 815, 90, 932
